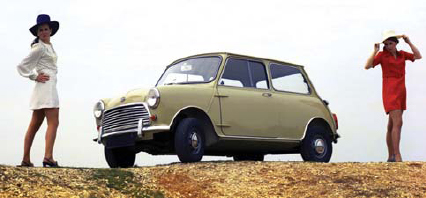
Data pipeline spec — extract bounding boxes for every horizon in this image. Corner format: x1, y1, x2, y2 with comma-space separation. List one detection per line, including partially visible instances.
2, 0, 426, 167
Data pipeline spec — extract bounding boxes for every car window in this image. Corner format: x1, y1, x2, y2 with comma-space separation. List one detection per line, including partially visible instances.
157, 57, 221, 86
270, 63, 310, 94
220, 58, 269, 89
250, 61, 269, 89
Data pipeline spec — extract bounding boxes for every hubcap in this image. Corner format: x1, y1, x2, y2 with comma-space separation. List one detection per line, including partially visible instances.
314, 139, 326, 155
190, 132, 199, 149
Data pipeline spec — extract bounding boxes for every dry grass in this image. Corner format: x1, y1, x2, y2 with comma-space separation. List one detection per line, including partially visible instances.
1, 161, 425, 197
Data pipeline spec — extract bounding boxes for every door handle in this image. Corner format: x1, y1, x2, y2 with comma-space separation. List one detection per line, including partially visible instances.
262, 93, 272, 97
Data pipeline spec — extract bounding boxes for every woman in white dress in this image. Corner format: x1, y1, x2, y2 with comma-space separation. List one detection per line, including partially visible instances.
17, 14, 60, 167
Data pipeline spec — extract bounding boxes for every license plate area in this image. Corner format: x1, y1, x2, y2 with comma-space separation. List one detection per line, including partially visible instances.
105, 133, 136, 149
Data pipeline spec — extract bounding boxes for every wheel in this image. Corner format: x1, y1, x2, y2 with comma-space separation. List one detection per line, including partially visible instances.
174, 118, 205, 162
300, 125, 333, 162
233, 154, 264, 161
104, 146, 136, 168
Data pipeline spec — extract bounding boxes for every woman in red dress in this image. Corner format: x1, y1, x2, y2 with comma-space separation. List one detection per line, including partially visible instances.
365, 30, 422, 162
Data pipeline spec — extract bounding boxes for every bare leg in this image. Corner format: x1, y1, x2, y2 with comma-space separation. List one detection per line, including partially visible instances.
22, 110, 45, 163
44, 108, 59, 161
389, 110, 403, 162
386, 116, 394, 161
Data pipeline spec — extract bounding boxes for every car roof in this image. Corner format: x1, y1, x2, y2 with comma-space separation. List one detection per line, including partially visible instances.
170, 52, 304, 68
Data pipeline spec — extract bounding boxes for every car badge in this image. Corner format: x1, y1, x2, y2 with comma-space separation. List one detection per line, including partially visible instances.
120, 97, 126, 103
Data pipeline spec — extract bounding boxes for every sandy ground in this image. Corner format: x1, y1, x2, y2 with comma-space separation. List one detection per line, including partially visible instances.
1, 161, 425, 197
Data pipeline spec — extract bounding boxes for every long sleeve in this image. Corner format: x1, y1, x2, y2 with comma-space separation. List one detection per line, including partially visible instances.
17, 43, 44, 80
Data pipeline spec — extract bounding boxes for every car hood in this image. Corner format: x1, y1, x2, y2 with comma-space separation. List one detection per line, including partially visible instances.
103, 88, 149, 110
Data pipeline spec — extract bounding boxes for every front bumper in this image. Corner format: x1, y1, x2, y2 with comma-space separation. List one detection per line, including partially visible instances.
93, 125, 170, 143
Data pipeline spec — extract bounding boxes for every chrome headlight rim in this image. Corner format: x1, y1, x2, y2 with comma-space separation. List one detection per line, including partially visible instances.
93, 100, 105, 119
147, 88, 160, 109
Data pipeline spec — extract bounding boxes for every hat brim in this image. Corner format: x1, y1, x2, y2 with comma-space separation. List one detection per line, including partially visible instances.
29, 21, 59, 37
382, 35, 402, 43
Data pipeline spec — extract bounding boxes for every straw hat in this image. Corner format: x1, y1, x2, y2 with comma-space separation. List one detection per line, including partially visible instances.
381, 30, 402, 43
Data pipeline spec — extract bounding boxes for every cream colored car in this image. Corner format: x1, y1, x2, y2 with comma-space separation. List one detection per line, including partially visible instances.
93, 52, 339, 168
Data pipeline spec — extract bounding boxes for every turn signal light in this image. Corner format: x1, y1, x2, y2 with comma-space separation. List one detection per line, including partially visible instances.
150, 114, 157, 121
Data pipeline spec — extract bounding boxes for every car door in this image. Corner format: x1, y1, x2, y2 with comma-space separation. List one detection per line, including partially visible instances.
216, 58, 279, 137
269, 63, 321, 140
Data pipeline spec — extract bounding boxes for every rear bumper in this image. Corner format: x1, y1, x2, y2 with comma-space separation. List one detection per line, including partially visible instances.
333, 132, 340, 143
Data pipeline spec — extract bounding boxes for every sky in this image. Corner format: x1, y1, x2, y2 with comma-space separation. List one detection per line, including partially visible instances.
2, 0, 426, 168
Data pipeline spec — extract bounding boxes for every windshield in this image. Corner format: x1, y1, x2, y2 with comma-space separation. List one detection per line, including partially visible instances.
157, 56, 222, 86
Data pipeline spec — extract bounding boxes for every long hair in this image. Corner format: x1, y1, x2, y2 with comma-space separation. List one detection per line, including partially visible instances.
31, 37, 39, 47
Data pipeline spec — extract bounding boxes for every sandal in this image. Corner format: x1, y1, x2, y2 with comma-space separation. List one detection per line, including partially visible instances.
17, 161, 34, 167
42, 158, 59, 167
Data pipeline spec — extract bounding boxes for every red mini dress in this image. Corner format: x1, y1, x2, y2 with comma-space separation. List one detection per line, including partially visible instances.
373, 49, 415, 114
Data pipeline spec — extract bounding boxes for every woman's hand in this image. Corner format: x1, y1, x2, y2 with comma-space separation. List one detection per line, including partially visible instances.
365, 43, 380, 70
35, 73, 50, 83
374, 43, 380, 52
402, 35, 411, 44
402, 34, 422, 59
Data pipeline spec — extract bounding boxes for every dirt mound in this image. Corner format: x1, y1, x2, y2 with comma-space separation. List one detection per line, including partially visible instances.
1, 161, 425, 197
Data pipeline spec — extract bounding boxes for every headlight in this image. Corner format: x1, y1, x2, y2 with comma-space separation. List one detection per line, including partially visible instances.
93, 100, 105, 119
147, 88, 160, 109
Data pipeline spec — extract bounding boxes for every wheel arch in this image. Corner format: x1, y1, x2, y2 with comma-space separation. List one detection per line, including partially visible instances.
302, 117, 336, 143
170, 106, 219, 147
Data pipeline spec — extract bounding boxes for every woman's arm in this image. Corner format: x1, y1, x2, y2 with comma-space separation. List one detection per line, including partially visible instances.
365, 43, 380, 70
403, 35, 422, 60
17, 44, 43, 80
17, 44, 50, 83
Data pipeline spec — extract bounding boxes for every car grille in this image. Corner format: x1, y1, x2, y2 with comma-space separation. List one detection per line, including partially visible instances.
102, 103, 150, 134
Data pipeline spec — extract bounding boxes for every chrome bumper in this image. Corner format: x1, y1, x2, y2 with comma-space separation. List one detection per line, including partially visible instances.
95, 125, 170, 143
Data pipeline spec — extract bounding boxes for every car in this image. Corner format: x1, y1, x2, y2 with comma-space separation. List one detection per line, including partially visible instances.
93, 52, 340, 168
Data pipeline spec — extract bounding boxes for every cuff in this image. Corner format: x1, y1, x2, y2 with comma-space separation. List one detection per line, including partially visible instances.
29, 74, 37, 81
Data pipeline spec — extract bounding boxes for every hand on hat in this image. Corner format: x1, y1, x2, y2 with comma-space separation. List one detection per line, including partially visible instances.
402, 35, 411, 44
374, 43, 380, 52
35, 73, 50, 83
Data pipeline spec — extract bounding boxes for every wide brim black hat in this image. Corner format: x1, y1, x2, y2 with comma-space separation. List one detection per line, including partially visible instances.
29, 14, 60, 37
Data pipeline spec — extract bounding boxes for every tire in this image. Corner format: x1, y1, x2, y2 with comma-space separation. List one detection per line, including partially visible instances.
104, 146, 136, 168
233, 154, 264, 161
174, 118, 205, 163
300, 125, 333, 162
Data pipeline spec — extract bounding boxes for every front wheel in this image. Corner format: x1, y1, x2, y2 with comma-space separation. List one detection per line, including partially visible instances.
174, 118, 205, 163
300, 126, 333, 162
105, 146, 136, 168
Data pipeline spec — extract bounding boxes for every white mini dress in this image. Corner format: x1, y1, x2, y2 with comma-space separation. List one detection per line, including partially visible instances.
17, 40, 59, 110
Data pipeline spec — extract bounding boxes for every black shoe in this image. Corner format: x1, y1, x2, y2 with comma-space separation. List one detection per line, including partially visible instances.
387, 155, 396, 162
43, 158, 59, 167
17, 161, 34, 167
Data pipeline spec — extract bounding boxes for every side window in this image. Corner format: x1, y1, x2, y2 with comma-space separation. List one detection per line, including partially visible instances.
270, 63, 310, 94
220, 58, 268, 89
249, 61, 269, 89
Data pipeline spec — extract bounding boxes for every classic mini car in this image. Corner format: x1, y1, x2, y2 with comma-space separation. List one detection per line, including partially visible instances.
93, 52, 339, 168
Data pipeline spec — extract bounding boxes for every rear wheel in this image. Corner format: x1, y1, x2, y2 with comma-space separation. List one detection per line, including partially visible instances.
105, 146, 136, 168
300, 125, 332, 162
175, 118, 205, 162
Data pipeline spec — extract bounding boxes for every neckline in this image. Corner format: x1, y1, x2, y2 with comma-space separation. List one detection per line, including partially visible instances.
39, 40, 52, 46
